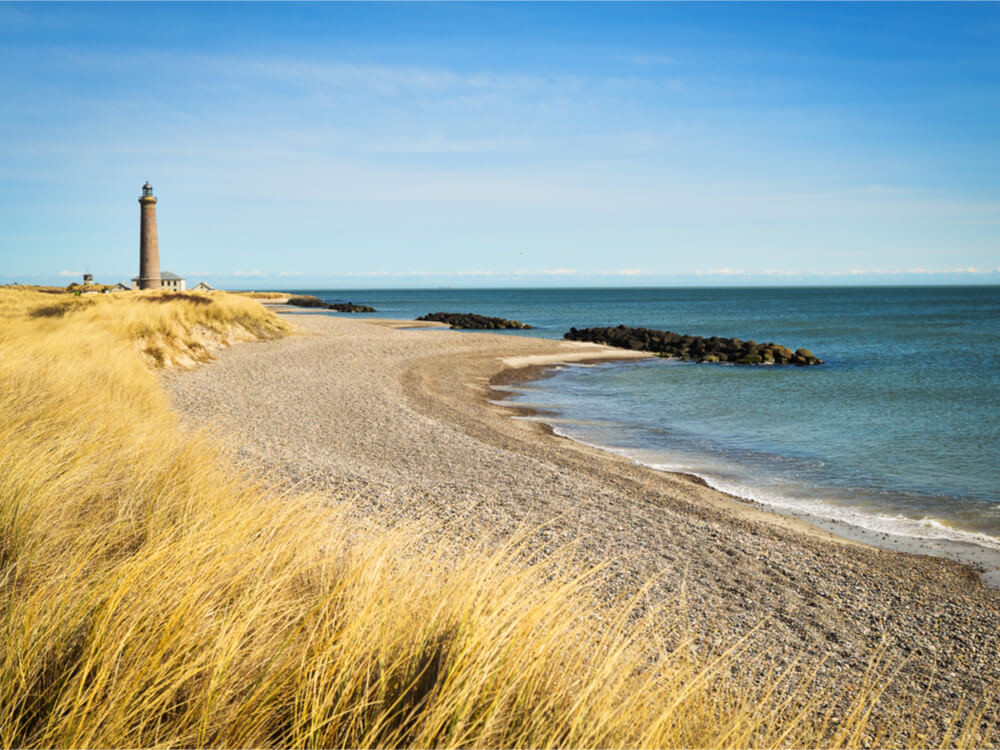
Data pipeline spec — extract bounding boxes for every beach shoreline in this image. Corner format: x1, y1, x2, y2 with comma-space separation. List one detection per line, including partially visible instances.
484, 351, 868, 549
163, 310, 1000, 736
490, 357, 1000, 588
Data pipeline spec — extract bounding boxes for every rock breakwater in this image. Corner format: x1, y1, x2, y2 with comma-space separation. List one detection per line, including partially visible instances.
417, 312, 533, 329
286, 296, 376, 313
329, 302, 376, 313
564, 325, 823, 365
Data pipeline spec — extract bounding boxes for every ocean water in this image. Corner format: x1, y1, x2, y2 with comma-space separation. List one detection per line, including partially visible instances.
293, 286, 1000, 582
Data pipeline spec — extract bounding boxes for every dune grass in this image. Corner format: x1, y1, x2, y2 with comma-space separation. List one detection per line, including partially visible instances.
0, 288, 990, 748
2, 287, 289, 368
234, 290, 291, 299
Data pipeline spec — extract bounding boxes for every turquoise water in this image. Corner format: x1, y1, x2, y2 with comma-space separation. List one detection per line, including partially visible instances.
295, 286, 1000, 579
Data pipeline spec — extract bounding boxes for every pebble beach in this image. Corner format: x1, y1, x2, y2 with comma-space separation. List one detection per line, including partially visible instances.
163, 309, 1000, 740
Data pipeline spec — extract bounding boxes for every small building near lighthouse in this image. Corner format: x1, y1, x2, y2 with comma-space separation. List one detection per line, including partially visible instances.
133, 270, 185, 291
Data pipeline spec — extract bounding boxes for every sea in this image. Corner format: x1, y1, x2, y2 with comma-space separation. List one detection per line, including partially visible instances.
291, 286, 1000, 585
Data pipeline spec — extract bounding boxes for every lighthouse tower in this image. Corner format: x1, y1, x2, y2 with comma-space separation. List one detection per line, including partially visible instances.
137, 182, 161, 290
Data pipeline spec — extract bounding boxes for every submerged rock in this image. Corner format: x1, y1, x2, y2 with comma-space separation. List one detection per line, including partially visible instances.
563, 325, 823, 366
417, 312, 533, 329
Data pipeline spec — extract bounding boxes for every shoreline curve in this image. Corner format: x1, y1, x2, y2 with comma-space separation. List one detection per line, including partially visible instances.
162, 311, 1000, 737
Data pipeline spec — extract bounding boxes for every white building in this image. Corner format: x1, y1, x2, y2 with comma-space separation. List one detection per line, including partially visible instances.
191, 281, 215, 292
132, 270, 186, 291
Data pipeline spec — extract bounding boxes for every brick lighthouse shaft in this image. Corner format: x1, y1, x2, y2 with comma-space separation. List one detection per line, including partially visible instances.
138, 182, 161, 290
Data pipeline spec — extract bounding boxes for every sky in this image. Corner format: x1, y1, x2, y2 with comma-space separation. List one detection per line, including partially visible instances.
1, 1, 998, 289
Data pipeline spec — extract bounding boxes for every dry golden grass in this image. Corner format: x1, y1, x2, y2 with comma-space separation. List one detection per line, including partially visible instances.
233, 290, 291, 299
1, 283, 68, 294
1, 288, 289, 369
0, 288, 991, 748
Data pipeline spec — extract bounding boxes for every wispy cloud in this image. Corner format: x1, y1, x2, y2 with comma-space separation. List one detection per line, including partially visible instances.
245, 60, 466, 97
696, 268, 745, 276
179, 265, 1000, 287
229, 58, 572, 101
337, 269, 572, 278
607, 269, 649, 276
276, 267, 1000, 280
59, 270, 82, 277
680, 267, 1000, 279
0, 4, 48, 29
829, 267, 998, 276
626, 54, 675, 65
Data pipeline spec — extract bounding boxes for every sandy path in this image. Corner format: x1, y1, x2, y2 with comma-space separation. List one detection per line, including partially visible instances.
163, 310, 1000, 737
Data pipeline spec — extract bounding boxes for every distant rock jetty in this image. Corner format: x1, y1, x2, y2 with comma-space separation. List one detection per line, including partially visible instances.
286, 296, 376, 313
564, 325, 823, 365
329, 302, 377, 313
417, 312, 533, 330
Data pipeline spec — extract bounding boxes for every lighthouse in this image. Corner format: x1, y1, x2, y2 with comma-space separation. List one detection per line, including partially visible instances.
137, 182, 161, 290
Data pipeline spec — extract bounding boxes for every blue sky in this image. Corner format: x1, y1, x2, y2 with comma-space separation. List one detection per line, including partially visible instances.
1, 2, 998, 288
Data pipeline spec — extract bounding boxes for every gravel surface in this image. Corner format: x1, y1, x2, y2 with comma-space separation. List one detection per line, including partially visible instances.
163, 310, 1000, 742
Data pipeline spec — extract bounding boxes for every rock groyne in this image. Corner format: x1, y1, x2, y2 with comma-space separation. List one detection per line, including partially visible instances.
286, 296, 376, 313
417, 312, 533, 330
564, 325, 823, 365
329, 302, 376, 313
